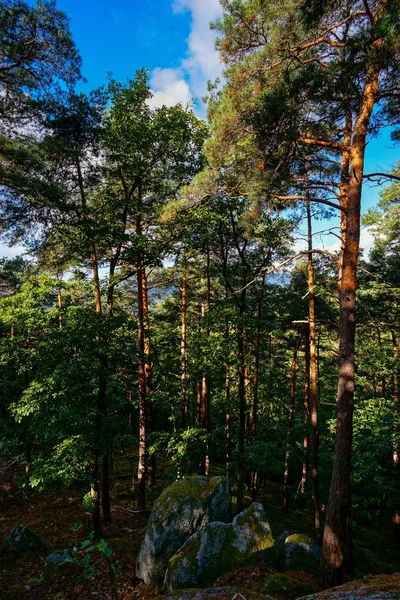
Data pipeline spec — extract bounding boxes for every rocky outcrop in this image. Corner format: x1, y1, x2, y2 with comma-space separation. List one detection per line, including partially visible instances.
275, 532, 320, 573
164, 502, 274, 591
136, 476, 231, 586
164, 588, 266, 600
298, 573, 400, 599
1, 524, 47, 555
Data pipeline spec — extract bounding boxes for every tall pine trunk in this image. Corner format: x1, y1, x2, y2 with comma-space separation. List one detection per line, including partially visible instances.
252, 276, 264, 501
283, 332, 302, 512
136, 208, 147, 511
321, 63, 379, 586
301, 325, 310, 495
181, 255, 188, 429
307, 194, 321, 543
392, 331, 400, 546
77, 159, 105, 539
237, 300, 246, 513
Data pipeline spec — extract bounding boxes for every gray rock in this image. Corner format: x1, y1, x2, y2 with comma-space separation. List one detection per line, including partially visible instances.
1, 524, 47, 555
45, 549, 73, 566
165, 588, 269, 600
136, 475, 231, 586
276, 532, 321, 573
297, 573, 400, 599
165, 502, 274, 591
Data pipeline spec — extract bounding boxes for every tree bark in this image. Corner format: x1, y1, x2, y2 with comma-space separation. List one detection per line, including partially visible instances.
102, 452, 111, 522
226, 363, 231, 481
136, 210, 147, 511
141, 264, 155, 486
283, 331, 302, 512
393, 330, 399, 470
392, 329, 400, 546
321, 61, 379, 586
181, 255, 188, 429
307, 193, 321, 544
301, 325, 310, 495
252, 276, 264, 502
237, 299, 246, 513
77, 158, 105, 539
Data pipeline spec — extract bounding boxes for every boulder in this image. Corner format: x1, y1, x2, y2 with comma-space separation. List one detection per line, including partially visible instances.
1, 524, 47, 555
165, 502, 274, 591
297, 573, 400, 599
276, 532, 320, 573
136, 476, 231, 586
45, 548, 73, 566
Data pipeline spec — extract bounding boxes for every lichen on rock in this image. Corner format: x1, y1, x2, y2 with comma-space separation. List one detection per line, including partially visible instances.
165, 502, 274, 591
136, 476, 231, 586
276, 532, 321, 573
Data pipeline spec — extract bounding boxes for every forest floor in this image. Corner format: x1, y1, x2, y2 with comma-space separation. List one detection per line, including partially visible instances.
0, 456, 399, 600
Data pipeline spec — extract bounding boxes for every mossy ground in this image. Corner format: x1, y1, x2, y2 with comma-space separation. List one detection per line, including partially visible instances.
0, 457, 399, 599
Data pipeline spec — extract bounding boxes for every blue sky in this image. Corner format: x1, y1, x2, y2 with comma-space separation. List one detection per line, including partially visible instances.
56, 0, 223, 110
2, 0, 400, 259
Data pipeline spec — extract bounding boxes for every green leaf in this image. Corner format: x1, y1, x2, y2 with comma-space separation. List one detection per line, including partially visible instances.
82, 554, 90, 568
83, 567, 95, 580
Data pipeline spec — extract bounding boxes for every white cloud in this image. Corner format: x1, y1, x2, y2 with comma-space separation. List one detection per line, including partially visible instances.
293, 226, 375, 261
148, 0, 223, 113
173, 0, 223, 97
0, 242, 26, 260
147, 68, 192, 109
359, 226, 376, 258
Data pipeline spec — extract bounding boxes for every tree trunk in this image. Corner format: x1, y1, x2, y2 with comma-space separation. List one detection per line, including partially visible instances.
393, 330, 399, 470
307, 194, 321, 544
102, 452, 111, 522
142, 265, 155, 486
392, 331, 400, 546
197, 378, 202, 427
237, 301, 246, 513
136, 210, 147, 511
301, 325, 310, 495
57, 280, 62, 328
226, 363, 231, 481
181, 256, 188, 429
321, 64, 379, 586
77, 158, 105, 538
283, 331, 302, 512
252, 276, 264, 502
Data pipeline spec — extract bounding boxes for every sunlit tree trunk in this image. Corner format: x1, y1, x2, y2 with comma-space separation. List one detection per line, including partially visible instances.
307, 193, 321, 544
136, 208, 147, 511
321, 64, 379, 586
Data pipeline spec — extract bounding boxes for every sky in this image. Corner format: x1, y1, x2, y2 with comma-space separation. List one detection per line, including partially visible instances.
2, 0, 400, 259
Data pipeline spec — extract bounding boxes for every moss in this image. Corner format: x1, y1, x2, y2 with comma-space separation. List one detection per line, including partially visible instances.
166, 504, 274, 591
276, 533, 320, 573
263, 573, 314, 596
